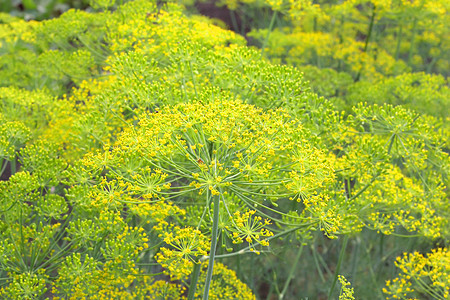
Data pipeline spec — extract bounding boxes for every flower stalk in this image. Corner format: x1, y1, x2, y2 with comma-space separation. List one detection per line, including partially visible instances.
202, 193, 221, 300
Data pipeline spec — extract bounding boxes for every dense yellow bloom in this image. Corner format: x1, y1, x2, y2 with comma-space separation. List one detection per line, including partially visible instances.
231, 210, 273, 252
338, 275, 356, 300
195, 262, 256, 299
384, 248, 450, 300
157, 226, 210, 279
0, 271, 48, 299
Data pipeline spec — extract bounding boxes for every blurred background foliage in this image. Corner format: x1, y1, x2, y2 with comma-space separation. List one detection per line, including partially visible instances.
0, 0, 90, 20
186, 0, 449, 117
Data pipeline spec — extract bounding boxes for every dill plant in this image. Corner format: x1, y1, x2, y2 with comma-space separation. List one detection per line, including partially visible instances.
0, 0, 448, 299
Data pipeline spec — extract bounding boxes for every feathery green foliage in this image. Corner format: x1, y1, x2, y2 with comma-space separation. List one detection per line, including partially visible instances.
0, 0, 448, 299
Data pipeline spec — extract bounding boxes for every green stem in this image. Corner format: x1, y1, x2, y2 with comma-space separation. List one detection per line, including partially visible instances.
19, 204, 25, 255
229, 9, 240, 33
351, 237, 360, 283
407, 18, 418, 66
22, 0, 37, 10
236, 255, 241, 279
363, 240, 385, 299
355, 4, 376, 82
265, 283, 275, 300
426, 55, 439, 73
261, 11, 278, 57
202, 194, 220, 300
312, 245, 326, 282
363, 6, 376, 54
10, 159, 17, 175
272, 270, 281, 297
280, 243, 304, 300
328, 235, 349, 299
0, 158, 6, 177
394, 24, 403, 61
337, 14, 345, 72
379, 234, 384, 264
240, 9, 248, 36
189, 61, 198, 98
187, 262, 202, 300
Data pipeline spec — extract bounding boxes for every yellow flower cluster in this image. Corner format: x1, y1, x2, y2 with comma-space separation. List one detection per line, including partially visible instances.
157, 226, 209, 279
0, 121, 30, 160
195, 262, 256, 300
237, 0, 449, 117
0, 271, 48, 299
106, 0, 244, 54
139, 280, 186, 299
231, 210, 273, 253
338, 275, 356, 300
384, 248, 450, 299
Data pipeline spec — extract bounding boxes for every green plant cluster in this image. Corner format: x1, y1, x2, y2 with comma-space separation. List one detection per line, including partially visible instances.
0, 0, 448, 299
0, 0, 114, 21
204, 0, 449, 119
0, 0, 84, 20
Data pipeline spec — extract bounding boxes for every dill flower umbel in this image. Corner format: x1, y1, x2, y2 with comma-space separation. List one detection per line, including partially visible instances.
384, 248, 450, 300
338, 275, 355, 300
195, 262, 256, 300
157, 226, 209, 279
